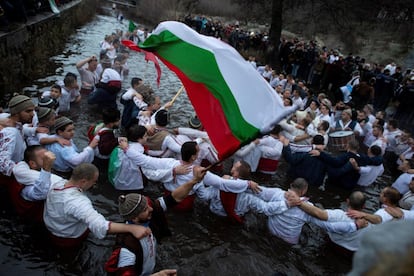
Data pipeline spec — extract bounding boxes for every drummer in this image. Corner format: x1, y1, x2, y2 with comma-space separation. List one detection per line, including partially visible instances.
332, 108, 363, 137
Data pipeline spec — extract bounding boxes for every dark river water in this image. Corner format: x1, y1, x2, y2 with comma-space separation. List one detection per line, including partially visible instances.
0, 13, 391, 276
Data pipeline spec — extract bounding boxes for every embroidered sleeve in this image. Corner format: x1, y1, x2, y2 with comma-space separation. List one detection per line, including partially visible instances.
0, 131, 16, 176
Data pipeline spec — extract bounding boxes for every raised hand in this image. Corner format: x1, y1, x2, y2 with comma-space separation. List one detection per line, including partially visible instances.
89, 138, 99, 149
42, 151, 56, 171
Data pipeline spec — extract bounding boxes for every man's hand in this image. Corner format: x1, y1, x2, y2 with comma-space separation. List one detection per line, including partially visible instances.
42, 151, 56, 172
36, 126, 49, 134
253, 138, 260, 145
385, 206, 403, 219
347, 210, 365, 219
248, 181, 262, 194
355, 218, 368, 230
192, 166, 207, 182
314, 144, 325, 151
130, 224, 151, 239
284, 189, 301, 207
89, 138, 99, 149
57, 137, 71, 146
173, 164, 191, 175
279, 135, 290, 146
349, 158, 359, 170
309, 149, 321, 156
164, 101, 173, 109
133, 93, 143, 101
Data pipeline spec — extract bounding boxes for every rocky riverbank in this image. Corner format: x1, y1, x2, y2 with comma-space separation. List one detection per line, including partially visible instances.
0, 0, 99, 106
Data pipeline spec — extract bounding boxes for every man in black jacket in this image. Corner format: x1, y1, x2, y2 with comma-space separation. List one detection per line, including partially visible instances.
310, 140, 383, 189
282, 134, 327, 187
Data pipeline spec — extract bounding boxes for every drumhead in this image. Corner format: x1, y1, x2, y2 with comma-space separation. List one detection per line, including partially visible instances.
329, 131, 354, 138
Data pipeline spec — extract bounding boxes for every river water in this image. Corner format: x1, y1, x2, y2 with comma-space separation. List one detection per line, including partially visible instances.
0, 13, 391, 276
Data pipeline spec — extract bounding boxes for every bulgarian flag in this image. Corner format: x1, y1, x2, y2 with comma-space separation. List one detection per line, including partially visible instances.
128, 21, 295, 159
122, 40, 162, 86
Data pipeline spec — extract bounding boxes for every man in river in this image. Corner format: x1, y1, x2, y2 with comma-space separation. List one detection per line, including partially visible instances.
155, 141, 262, 212
194, 160, 299, 224
297, 191, 371, 255
88, 63, 122, 109
256, 178, 363, 244
11, 146, 63, 222
43, 163, 151, 252
347, 186, 414, 223
76, 55, 99, 95
105, 166, 207, 276
0, 95, 35, 178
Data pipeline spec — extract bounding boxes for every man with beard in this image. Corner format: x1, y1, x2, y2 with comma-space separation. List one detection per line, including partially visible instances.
0, 95, 36, 178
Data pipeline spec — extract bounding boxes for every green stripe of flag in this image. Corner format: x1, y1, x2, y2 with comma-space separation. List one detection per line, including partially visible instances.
140, 30, 259, 142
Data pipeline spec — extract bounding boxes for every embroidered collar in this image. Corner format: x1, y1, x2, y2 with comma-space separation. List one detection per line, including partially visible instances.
54, 184, 82, 192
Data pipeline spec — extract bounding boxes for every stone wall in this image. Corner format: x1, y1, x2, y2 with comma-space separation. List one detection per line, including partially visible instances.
0, 0, 98, 105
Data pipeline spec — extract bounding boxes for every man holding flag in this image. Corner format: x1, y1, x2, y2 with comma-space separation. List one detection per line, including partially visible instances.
122, 21, 296, 160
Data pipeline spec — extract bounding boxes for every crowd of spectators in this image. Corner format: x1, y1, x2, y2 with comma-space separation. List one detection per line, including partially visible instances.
183, 15, 270, 52
183, 14, 414, 132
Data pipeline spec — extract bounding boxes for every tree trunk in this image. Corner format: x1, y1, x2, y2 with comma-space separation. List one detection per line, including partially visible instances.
267, 0, 283, 70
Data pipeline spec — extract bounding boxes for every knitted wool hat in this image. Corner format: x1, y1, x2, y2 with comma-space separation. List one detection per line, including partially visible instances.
54, 116, 73, 131
118, 193, 147, 220
38, 96, 56, 109
188, 115, 201, 129
8, 95, 35, 115
37, 107, 53, 122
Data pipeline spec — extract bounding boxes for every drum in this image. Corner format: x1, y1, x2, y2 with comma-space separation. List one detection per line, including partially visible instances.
328, 131, 355, 151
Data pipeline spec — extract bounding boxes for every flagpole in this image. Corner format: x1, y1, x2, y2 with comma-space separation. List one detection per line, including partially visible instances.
204, 160, 222, 171
170, 85, 184, 105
